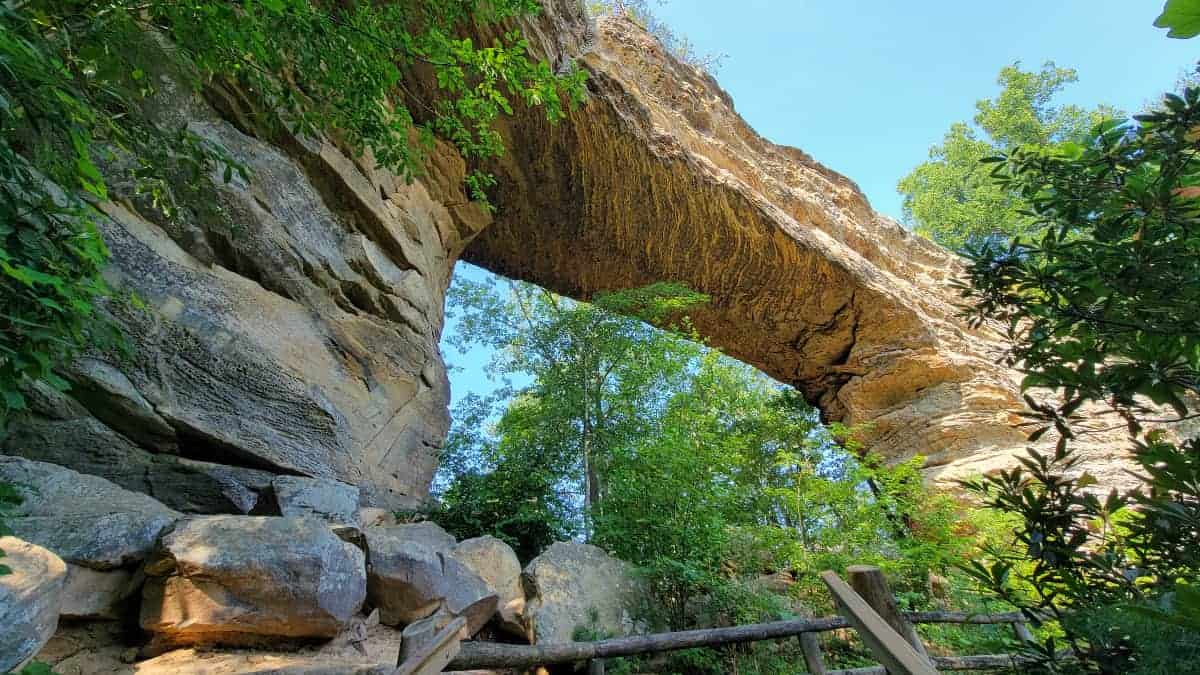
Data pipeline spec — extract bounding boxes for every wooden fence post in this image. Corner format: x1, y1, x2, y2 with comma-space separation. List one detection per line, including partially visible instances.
395, 615, 467, 675
799, 632, 828, 674
587, 658, 606, 675
820, 570, 939, 675
846, 565, 934, 668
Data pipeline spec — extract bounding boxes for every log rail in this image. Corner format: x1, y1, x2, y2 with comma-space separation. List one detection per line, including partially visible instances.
445, 568, 1046, 673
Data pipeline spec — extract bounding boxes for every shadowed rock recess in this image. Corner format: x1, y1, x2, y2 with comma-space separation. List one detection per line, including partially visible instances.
0, 0, 1141, 514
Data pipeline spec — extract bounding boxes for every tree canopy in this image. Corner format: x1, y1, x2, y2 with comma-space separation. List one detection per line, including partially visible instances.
897, 62, 1116, 251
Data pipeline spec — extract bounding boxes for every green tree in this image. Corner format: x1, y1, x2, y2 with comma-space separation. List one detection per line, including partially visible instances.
958, 82, 1200, 674
443, 274, 707, 520
898, 62, 1115, 251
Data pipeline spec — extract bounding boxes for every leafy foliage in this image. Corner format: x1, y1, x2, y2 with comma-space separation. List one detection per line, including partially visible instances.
958, 84, 1200, 675
0, 0, 583, 422
438, 268, 1011, 670
1157, 0, 1200, 39
898, 62, 1117, 251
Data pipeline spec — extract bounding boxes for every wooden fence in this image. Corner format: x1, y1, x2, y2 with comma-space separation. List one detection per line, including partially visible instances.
398, 564, 1044, 675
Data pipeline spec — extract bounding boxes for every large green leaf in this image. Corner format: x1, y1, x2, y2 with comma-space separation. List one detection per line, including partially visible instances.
1155, 0, 1200, 38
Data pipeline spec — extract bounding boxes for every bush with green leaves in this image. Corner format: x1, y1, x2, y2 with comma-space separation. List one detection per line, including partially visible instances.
957, 76, 1200, 675
0, 0, 584, 422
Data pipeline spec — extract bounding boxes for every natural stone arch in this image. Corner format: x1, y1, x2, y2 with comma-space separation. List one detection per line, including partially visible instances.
454, 6, 1072, 485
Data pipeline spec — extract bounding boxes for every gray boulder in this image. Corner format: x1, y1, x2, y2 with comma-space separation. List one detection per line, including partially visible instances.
364, 529, 496, 635
273, 476, 360, 524
453, 536, 528, 640
0, 456, 179, 569
140, 516, 366, 649
0, 536, 68, 672
522, 542, 640, 644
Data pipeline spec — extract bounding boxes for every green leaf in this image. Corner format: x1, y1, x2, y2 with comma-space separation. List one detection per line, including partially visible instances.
1155, 0, 1200, 38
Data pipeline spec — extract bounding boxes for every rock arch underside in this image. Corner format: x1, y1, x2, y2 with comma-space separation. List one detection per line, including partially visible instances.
0, 1, 1146, 514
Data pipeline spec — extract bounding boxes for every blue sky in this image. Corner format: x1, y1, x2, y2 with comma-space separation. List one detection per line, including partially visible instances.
444, 1, 1197, 406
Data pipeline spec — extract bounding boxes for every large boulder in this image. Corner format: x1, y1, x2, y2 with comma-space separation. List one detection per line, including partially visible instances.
140, 516, 366, 649
272, 476, 360, 524
364, 529, 496, 635
0, 456, 180, 570
522, 542, 640, 644
0, 536, 68, 672
453, 536, 528, 640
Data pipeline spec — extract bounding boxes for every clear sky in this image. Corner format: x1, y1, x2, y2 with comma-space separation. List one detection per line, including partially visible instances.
444, 1, 1197, 406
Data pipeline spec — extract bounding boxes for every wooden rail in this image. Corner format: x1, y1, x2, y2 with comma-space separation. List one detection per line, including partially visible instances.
441, 565, 1046, 673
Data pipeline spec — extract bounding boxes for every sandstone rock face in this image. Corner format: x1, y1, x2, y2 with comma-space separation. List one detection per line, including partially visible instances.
0, 457, 179, 570
453, 536, 528, 640
140, 516, 366, 649
0, 536, 68, 672
522, 542, 640, 645
0, 31, 493, 510
273, 476, 360, 524
364, 528, 497, 634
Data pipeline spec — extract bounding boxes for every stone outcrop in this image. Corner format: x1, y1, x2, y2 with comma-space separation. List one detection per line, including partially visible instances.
364, 528, 497, 635
0, 27, 492, 510
0, 537, 68, 672
140, 516, 367, 650
521, 542, 640, 644
453, 536, 529, 640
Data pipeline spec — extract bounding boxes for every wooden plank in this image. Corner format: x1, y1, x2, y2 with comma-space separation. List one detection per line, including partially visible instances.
799, 632, 828, 675
1011, 620, 1035, 644
820, 571, 938, 675
847, 565, 933, 666
396, 616, 467, 675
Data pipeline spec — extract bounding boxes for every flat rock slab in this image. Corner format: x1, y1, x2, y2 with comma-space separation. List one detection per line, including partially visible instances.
0, 456, 180, 570
0, 536, 68, 672
364, 529, 496, 635
273, 476, 360, 524
141, 516, 366, 649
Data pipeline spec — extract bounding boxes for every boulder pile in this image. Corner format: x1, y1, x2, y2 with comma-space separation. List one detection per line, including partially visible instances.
0, 457, 638, 672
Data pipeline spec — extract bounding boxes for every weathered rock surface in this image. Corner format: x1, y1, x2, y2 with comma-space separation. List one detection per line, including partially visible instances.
522, 542, 640, 645
0, 456, 179, 570
0, 536, 68, 672
373, 520, 458, 553
140, 516, 366, 649
273, 476, 360, 524
453, 536, 528, 640
364, 528, 497, 634
0, 29, 492, 510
